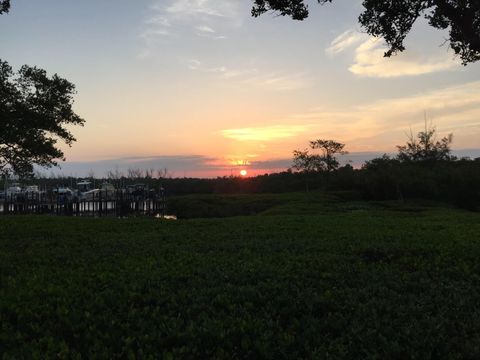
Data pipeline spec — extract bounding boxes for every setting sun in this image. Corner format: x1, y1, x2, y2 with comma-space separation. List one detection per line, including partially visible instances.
240, 169, 248, 177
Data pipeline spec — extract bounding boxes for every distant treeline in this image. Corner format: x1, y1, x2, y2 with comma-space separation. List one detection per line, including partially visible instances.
163, 159, 480, 210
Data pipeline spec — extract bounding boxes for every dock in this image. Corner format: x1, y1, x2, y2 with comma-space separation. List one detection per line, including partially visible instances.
0, 187, 166, 217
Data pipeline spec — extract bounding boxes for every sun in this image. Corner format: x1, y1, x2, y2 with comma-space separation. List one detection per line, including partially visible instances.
240, 169, 248, 177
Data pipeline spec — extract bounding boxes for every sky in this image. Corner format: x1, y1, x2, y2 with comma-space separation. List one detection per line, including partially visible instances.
1, 0, 480, 177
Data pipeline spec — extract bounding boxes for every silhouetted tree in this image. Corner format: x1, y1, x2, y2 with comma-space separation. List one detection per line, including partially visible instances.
293, 139, 347, 172
397, 125, 454, 164
292, 149, 321, 172
0, 0, 10, 14
362, 154, 398, 171
127, 168, 144, 179
252, 0, 480, 64
157, 167, 172, 179
145, 167, 156, 179
107, 166, 124, 181
0, 60, 84, 177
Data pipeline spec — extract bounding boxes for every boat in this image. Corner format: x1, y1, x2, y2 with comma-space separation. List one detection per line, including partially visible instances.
83, 183, 116, 201
76, 180, 92, 193
24, 185, 42, 200
6, 184, 22, 199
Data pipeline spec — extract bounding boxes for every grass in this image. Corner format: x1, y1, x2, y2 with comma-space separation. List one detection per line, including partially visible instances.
1, 193, 480, 358
166, 191, 451, 218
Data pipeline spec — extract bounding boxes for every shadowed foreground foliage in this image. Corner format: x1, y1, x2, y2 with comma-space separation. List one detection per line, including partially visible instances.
0, 0, 9, 14
1, 197, 480, 358
0, 60, 84, 177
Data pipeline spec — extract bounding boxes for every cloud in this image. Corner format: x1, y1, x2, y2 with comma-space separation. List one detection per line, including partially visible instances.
248, 158, 292, 170
326, 30, 366, 56
139, 0, 241, 56
52, 155, 222, 178
195, 25, 215, 34
287, 81, 480, 151
326, 29, 460, 77
349, 38, 459, 78
186, 59, 309, 91
145, 15, 171, 28
241, 72, 309, 91
164, 0, 237, 18
187, 59, 202, 70
222, 125, 310, 142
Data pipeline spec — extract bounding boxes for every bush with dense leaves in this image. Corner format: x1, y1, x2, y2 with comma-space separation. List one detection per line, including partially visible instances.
1, 201, 480, 358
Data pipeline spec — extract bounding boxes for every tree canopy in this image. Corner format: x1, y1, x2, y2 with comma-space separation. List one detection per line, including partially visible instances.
0, 60, 84, 177
0, 0, 10, 14
252, 0, 480, 64
397, 125, 454, 163
293, 139, 347, 172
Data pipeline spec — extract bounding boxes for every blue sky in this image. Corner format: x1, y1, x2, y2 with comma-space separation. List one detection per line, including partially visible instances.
1, 0, 480, 177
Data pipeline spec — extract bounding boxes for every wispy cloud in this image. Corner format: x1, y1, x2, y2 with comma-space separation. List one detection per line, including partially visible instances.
186, 59, 309, 91
214, 82, 480, 152
241, 72, 308, 91
326, 30, 365, 56
187, 59, 202, 70
326, 29, 460, 78
164, 0, 237, 18
195, 25, 215, 35
139, 0, 241, 57
222, 125, 311, 142
51, 155, 220, 177
349, 38, 459, 78
287, 81, 480, 151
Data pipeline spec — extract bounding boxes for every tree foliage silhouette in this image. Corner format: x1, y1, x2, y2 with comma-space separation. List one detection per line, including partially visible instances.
397, 125, 454, 164
252, 0, 480, 64
293, 139, 347, 172
0, 0, 9, 14
0, 60, 84, 177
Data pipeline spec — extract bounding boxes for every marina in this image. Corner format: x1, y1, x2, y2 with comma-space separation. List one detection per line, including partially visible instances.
0, 180, 166, 217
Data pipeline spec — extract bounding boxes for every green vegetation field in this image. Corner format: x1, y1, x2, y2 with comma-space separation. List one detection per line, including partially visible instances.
1, 193, 480, 358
